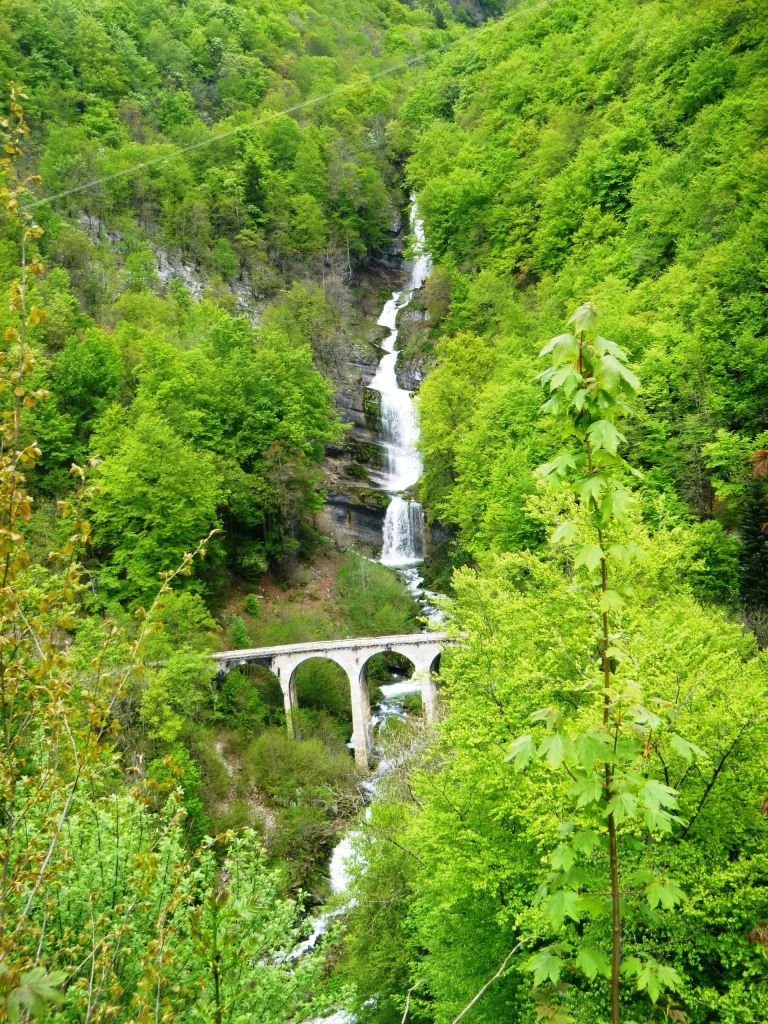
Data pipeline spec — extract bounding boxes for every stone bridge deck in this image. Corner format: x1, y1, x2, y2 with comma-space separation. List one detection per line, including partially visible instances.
212, 632, 448, 768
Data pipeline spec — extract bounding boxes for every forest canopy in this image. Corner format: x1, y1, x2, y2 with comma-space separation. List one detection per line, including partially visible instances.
336, 2, 768, 1023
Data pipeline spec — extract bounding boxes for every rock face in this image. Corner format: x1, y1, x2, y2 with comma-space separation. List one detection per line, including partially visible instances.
317, 492, 387, 552
76, 213, 264, 325
321, 373, 389, 555
315, 246, 416, 555
317, 203, 438, 557
333, 353, 380, 432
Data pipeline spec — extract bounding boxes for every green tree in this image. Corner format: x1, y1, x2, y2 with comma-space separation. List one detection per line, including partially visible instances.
0, 97, 321, 1021
177, 831, 318, 1024
211, 236, 239, 280
511, 304, 685, 1021
400, 0, 768, 612
91, 408, 221, 601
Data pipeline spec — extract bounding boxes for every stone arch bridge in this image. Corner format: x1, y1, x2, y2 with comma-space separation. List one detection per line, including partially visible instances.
212, 632, 447, 768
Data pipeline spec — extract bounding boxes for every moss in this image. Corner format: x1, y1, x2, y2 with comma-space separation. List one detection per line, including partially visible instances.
403, 693, 423, 715
362, 386, 381, 430
346, 435, 384, 470
345, 461, 371, 482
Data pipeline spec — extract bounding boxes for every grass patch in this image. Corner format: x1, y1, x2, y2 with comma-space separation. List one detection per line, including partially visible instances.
220, 550, 420, 649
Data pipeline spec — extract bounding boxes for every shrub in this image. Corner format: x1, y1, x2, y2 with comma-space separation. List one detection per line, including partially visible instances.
147, 744, 209, 845
296, 708, 351, 747
335, 553, 420, 635
403, 693, 422, 715
245, 728, 357, 807
244, 593, 262, 616
293, 658, 352, 724
229, 615, 251, 648
220, 669, 269, 730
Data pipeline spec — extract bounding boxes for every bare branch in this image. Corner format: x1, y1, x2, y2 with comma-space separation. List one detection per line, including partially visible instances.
445, 938, 533, 1024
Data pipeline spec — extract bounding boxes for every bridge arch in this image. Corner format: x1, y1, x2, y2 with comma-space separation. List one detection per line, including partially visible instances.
359, 650, 416, 696
359, 649, 436, 725
370, 642, 441, 726
289, 652, 350, 678
288, 656, 353, 741
216, 660, 283, 728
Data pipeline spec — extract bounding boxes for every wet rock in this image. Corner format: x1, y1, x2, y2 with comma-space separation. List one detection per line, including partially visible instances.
317, 492, 386, 552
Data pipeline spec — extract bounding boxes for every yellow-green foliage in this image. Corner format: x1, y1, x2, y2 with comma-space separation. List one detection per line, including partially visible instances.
406, 0, 768, 604
341, 516, 768, 1023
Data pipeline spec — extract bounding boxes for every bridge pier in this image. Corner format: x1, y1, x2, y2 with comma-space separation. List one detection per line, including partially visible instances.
421, 673, 441, 724
280, 672, 300, 741
349, 662, 372, 770
273, 654, 310, 744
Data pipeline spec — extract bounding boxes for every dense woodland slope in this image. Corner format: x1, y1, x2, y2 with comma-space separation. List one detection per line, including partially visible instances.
404, 0, 768, 612
338, 3, 768, 1024
0, 0, 468, 598
0, 0, 461, 1017
1, 0, 767, 1022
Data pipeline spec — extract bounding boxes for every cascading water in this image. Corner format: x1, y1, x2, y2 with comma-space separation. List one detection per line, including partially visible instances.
304, 203, 435, 1024
369, 203, 431, 570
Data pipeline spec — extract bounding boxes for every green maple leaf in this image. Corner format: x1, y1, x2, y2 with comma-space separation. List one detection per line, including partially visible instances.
540, 332, 577, 359
568, 302, 598, 333
539, 731, 573, 770
602, 352, 640, 392
550, 843, 576, 871
646, 877, 685, 910
606, 481, 631, 516
551, 521, 578, 545
669, 733, 706, 763
574, 474, 606, 503
7, 969, 67, 1022
527, 948, 564, 987
571, 829, 602, 855
570, 773, 603, 807
571, 389, 588, 412
630, 957, 682, 1003
607, 789, 638, 823
538, 453, 578, 482
640, 778, 678, 813
573, 542, 603, 571
506, 734, 536, 770
588, 419, 624, 454
575, 947, 611, 980
575, 730, 614, 770
546, 889, 583, 928
595, 336, 628, 361
598, 589, 624, 613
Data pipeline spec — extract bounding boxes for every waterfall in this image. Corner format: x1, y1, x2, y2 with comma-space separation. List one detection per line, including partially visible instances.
370, 202, 432, 568
381, 497, 425, 567
304, 204, 435, 1024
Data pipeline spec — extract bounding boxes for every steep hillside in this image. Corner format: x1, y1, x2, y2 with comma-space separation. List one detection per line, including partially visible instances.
334, 4, 768, 1024
396, 0, 768, 611
4, 1, 768, 1022
0, 0, 469, 602
0, 3, 462, 1017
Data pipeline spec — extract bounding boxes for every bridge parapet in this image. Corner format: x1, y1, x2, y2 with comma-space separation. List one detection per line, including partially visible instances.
211, 632, 448, 768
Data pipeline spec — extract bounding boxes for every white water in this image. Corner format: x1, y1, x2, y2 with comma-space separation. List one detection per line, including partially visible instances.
305, 204, 434, 1024
370, 205, 431, 569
